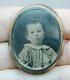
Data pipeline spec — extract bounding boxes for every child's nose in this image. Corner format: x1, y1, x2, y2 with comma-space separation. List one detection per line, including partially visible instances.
35, 32, 39, 36
35, 34, 39, 37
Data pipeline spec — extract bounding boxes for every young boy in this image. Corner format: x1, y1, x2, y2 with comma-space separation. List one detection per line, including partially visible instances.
18, 21, 57, 69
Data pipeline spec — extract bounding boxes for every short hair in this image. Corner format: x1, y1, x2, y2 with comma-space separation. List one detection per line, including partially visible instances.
25, 20, 45, 35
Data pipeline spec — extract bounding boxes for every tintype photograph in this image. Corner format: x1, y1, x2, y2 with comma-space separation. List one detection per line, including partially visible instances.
10, 5, 63, 73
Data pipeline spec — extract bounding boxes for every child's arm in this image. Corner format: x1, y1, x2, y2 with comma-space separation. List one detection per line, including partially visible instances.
47, 48, 57, 62
18, 46, 31, 65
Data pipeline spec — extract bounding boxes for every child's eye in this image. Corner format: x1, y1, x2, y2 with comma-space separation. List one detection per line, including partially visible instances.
37, 30, 41, 32
31, 31, 34, 33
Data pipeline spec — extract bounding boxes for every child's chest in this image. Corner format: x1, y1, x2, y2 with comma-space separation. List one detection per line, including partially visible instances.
29, 48, 50, 67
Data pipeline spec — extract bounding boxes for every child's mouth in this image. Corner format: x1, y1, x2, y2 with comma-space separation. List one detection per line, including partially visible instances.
35, 38, 40, 39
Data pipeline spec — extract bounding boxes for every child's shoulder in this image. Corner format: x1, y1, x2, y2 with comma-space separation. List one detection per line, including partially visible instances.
24, 44, 31, 47
24, 43, 34, 49
22, 44, 32, 51
42, 45, 55, 52
24, 44, 51, 50
42, 45, 50, 49
24, 44, 32, 49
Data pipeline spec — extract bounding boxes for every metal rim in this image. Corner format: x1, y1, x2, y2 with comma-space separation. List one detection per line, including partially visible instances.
9, 4, 64, 74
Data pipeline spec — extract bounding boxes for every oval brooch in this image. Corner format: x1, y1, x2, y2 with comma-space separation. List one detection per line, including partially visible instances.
9, 4, 64, 74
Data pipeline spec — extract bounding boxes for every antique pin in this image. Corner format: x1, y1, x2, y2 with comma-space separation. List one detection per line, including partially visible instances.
9, 4, 64, 74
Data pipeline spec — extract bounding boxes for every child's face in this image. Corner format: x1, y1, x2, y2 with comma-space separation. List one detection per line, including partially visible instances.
26, 22, 45, 45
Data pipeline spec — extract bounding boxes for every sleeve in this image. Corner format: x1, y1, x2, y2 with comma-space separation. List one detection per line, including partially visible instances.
47, 48, 57, 62
18, 45, 31, 65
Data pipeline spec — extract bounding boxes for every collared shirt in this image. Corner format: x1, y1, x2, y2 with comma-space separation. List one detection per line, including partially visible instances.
18, 44, 57, 68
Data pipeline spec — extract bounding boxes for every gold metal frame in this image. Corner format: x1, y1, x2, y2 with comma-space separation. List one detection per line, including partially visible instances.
9, 4, 64, 74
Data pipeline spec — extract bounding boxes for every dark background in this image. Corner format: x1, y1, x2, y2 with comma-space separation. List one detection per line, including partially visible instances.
11, 7, 62, 56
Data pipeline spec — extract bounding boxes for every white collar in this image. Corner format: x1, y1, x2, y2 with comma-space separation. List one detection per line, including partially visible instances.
24, 44, 49, 49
